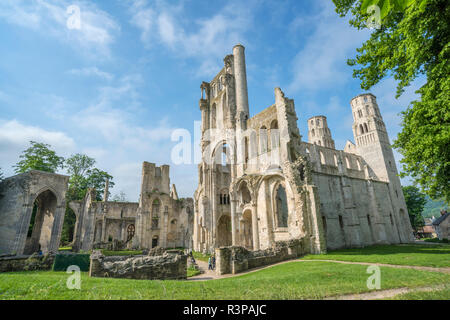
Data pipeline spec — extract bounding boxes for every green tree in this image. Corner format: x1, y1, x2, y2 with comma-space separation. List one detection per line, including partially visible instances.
61, 154, 114, 245
333, 0, 450, 203
14, 141, 65, 174
403, 186, 427, 231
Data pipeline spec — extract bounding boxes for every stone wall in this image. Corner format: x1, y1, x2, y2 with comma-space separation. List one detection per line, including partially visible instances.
0, 171, 69, 256
0, 253, 55, 273
89, 250, 187, 280
215, 238, 306, 275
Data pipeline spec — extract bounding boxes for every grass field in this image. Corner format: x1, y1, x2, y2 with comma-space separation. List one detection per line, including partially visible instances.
302, 244, 450, 268
0, 260, 449, 300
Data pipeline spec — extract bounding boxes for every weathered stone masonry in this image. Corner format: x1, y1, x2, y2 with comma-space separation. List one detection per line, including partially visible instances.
194, 44, 414, 257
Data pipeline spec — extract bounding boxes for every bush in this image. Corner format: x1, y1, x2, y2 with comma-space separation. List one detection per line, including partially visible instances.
424, 238, 449, 244
52, 254, 90, 272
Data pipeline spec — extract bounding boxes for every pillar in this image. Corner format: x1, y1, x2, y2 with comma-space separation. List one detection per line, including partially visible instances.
231, 199, 238, 246
233, 44, 249, 129
251, 204, 260, 250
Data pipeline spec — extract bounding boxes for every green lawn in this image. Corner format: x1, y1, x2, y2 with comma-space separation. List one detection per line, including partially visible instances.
0, 261, 449, 300
101, 250, 143, 256
192, 251, 211, 263
302, 244, 450, 268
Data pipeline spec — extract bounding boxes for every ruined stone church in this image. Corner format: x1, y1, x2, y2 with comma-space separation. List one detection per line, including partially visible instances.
193, 44, 414, 254
69, 162, 194, 252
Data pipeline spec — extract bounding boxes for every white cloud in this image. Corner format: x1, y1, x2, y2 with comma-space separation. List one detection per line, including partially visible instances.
128, 0, 254, 77
0, 119, 75, 176
288, 2, 370, 92
68, 67, 114, 81
0, 0, 120, 57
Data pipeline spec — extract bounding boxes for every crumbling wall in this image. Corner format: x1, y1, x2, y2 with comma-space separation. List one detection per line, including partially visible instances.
89, 250, 187, 280
0, 253, 55, 273
215, 238, 306, 275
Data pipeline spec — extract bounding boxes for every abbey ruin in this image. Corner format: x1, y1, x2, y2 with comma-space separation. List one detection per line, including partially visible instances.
69, 162, 194, 252
0, 44, 415, 263
193, 44, 414, 255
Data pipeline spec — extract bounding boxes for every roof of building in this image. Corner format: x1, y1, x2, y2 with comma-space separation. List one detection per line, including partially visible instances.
432, 212, 450, 226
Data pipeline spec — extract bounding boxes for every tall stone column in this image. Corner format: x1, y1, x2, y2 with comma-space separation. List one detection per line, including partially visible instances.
233, 44, 249, 130
231, 199, 238, 246
251, 204, 260, 250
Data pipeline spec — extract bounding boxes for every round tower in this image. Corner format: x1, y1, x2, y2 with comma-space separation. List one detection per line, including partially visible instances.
350, 93, 387, 146
233, 44, 249, 129
307, 115, 335, 149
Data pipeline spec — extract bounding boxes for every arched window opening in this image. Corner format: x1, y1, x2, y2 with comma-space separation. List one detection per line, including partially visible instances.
152, 236, 159, 248
339, 215, 344, 229
334, 154, 339, 167
222, 92, 228, 122
126, 224, 135, 242
364, 123, 369, 133
359, 124, 364, 135
311, 129, 315, 137
270, 120, 279, 150
211, 103, 217, 129
357, 159, 362, 171
240, 182, 251, 204
320, 151, 326, 165
259, 126, 268, 154
345, 157, 351, 169
25, 190, 57, 255
275, 185, 288, 228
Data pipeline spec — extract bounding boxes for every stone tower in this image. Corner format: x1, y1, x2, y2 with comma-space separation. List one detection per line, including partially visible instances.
350, 93, 414, 243
307, 115, 335, 149
233, 44, 249, 130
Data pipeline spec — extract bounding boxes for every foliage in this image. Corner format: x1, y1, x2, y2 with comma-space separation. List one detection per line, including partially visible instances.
60, 154, 114, 245
333, 0, 450, 203
403, 186, 427, 231
192, 250, 211, 263
65, 154, 114, 202
421, 196, 449, 219
14, 141, 64, 174
101, 250, 143, 256
52, 254, 90, 272
360, 0, 428, 20
424, 238, 449, 243
187, 266, 202, 278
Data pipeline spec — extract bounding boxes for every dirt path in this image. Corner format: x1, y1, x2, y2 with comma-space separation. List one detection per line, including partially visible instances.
325, 285, 446, 300
298, 259, 450, 274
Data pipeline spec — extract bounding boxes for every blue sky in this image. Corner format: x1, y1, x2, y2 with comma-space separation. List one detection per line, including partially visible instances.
0, 0, 421, 201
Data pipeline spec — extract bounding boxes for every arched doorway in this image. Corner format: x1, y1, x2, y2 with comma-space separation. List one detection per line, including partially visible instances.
152, 236, 159, 248
25, 190, 58, 254
241, 210, 253, 250
217, 215, 232, 247
275, 185, 288, 228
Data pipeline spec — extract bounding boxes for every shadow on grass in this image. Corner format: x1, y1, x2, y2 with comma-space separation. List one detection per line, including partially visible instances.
321, 244, 450, 256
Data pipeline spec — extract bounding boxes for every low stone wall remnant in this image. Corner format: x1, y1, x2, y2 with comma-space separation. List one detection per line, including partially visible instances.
89, 250, 187, 280
216, 238, 306, 275
0, 253, 55, 273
